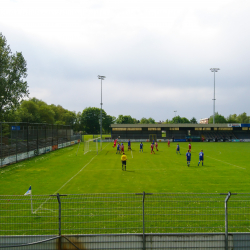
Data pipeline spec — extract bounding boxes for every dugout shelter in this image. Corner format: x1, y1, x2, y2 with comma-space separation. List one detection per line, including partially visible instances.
110, 123, 250, 142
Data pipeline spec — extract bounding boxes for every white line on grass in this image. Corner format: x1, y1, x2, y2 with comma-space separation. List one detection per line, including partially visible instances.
206, 156, 246, 169
131, 149, 133, 158
34, 142, 110, 213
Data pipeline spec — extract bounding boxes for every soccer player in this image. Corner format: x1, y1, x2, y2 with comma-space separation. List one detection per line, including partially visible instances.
121, 143, 124, 153
152, 139, 155, 145
198, 150, 204, 166
116, 143, 121, 154
139, 142, 143, 153
128, 139, 131, 151
121, 152, 127, 171
186, 150, 191, 167
155, 141, 159, 151
113, 138, 118, 148
176, 144, 181, 154
188, 142, 191, 152
168, 139, 170, 147
151, 142, 155, 154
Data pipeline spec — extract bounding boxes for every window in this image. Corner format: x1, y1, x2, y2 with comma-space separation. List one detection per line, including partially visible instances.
112, 128, 127, 131
127, 128, 142, 131
203, 128, 211, 130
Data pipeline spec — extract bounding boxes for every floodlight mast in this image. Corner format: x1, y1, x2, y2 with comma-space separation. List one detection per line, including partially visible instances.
97, 75, 106, 150
210, 68, 220, 124
174, 111, 177, 123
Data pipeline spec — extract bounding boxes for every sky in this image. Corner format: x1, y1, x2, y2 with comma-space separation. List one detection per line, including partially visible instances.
1, 0, 250, 123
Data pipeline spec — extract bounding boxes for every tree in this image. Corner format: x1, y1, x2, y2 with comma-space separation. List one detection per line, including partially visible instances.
236, 112, 249, 123
116, 115, 137, 124
0, 33, 29, 121
16, 99, 40, 123
209, 112, 227, 123
227, 114, 237, 123
102, 115, 115, 133
140, 117, 156, 124
81, 107, 114, 134
170, 115, 190, 124
189, 117, 197, 124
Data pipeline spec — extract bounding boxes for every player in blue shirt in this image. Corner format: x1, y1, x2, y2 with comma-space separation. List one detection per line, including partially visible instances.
186, 150, 191, 167
198, 150, 204, 166
139, 142, 143, 153
176, 144, 181, 154
128, 139, 131, 151
116, 143, 121, 154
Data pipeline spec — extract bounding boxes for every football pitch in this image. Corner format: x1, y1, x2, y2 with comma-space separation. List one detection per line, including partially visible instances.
1, 141, 250, 195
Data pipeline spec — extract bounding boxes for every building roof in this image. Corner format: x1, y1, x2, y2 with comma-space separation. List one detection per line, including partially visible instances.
110, 123, 238, 128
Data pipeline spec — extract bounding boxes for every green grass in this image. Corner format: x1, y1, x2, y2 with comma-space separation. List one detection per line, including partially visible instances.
1, 141, 250, 235
1, 141, 250, 194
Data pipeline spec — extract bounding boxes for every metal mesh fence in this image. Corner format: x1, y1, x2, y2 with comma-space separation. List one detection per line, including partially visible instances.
144, 193, 226, 233
1, 192, 250, 236
0, 122, 80, 167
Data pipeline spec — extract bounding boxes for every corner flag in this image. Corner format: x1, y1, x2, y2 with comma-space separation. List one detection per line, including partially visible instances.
24, 186, 33, 213
24, 186, 31, 196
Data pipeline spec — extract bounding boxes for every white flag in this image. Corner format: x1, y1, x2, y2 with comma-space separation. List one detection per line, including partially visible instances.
24, 186, 31, 195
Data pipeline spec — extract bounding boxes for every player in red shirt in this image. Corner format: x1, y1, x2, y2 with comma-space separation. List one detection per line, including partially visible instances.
113, 138, 118, 148
188, 143, 191, 152
155, 141, 159, 151
168, 139, 170, 147
151, 143, 155, 154
120, 143, 124, 153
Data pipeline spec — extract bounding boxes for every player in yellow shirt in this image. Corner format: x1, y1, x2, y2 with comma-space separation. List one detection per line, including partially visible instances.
121, 152, 127, 171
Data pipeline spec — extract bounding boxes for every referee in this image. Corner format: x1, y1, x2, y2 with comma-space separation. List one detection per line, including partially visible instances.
121, 152, 127, 171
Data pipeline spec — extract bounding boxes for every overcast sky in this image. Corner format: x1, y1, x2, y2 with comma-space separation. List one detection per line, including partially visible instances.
1, 0, 250, 122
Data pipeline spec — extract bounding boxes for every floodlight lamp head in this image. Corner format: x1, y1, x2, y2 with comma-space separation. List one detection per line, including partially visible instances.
98, 75, 106, 80
210, 68, 220, 72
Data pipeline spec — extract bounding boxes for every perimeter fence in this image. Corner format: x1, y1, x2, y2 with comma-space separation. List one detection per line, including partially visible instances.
1, 192, 250, 249
0, 122, 81, 167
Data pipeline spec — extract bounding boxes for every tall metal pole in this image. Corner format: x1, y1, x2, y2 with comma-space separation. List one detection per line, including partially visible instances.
98, 75, 106, 150
174, 111, 177, 123
210, 68, 220, 124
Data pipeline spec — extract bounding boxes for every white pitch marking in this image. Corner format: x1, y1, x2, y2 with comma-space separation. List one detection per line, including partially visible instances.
34, 142, 111, 213
207, 156, 245, 169
131, 149, 133, 158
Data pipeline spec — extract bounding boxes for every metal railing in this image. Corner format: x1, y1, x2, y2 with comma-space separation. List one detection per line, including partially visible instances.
1, 192, 250, 249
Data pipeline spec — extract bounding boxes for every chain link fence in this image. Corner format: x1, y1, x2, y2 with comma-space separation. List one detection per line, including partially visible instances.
0, 122, 80, 167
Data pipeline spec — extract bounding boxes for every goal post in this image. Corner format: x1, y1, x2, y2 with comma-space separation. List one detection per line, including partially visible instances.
84, 137, 100, 155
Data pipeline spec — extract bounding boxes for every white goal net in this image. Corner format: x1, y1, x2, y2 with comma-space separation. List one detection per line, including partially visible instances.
84, 137, 101, 155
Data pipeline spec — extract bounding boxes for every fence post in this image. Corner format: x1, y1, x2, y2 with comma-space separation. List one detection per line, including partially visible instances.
224, 192, 231, 250
135, 192, 153, 250
50, 193, 67, 250
143, 191, 145, 250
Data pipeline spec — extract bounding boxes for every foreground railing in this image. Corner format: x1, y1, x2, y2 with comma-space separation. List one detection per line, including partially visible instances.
1, 192, 250, 249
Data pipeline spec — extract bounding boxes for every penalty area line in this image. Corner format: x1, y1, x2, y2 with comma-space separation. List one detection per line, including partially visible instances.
34, 142, 111, 214
34, 155, 97, 213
